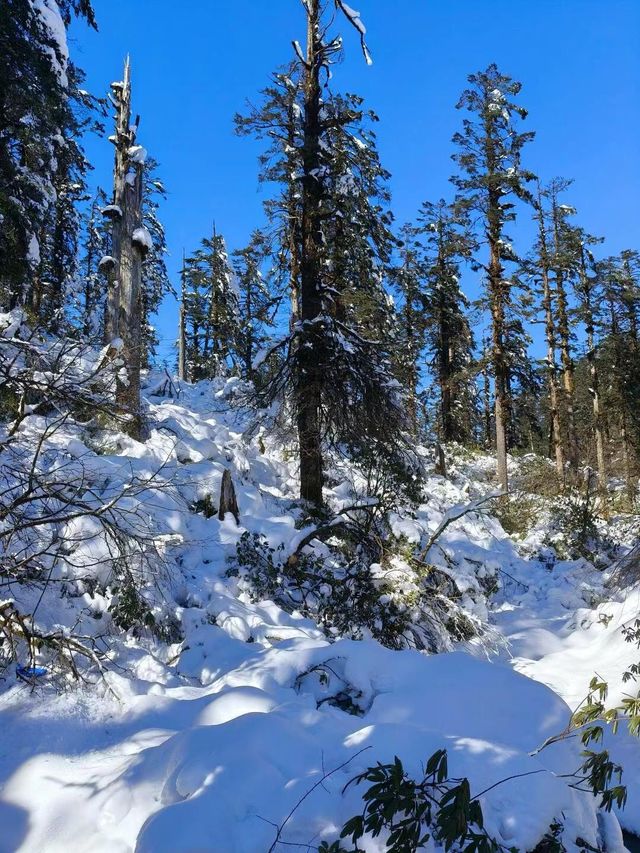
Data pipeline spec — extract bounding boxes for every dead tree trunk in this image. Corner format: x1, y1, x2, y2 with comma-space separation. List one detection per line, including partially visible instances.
178, 251, 187, 381
218, 468, 240, 524
103, 58, 146, 440
103, 59, 131, 344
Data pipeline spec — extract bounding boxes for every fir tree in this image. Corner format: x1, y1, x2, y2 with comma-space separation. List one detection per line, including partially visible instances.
140, 157, 171, 368
416, 199, 476, 445
239, 1, 409, 506
451, 64, 535, 492
184, 228, 238, 380
0, 0, 97, 310
232, 230, 275, 383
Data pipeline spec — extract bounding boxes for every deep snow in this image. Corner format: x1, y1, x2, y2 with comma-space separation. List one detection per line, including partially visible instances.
0, 377, 638, 853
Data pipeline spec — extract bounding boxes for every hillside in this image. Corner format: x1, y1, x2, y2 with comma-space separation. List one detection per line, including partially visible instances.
1, 364, 639, 853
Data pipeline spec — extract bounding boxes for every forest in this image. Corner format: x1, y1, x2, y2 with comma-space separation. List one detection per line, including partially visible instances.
0, 1, 639, 852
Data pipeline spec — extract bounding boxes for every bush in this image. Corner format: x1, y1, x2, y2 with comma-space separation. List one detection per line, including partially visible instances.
228, 529, 485, 652
493, 491, 542, 539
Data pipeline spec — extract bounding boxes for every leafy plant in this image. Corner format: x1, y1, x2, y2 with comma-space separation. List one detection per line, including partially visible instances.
320, 750, 502, 853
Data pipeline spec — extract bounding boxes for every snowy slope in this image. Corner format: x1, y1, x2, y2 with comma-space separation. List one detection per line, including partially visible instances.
0, 379, 638, 852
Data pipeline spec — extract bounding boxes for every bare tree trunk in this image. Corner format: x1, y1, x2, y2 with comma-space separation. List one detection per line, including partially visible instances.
488, 211, 509, 493
103, 59, 131, 344
481, 339, 492, 449
178, 251, 187, 381
218, 468, 240, 524
580, 247, 606, 496
297, 0, 324, 506
535, 192, 565, 483
104, 58, 145, 440
116, 140, 144, 439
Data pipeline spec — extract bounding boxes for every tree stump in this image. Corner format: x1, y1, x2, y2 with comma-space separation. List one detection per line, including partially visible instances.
434, 442, 447, 477
218, 469, 240, 524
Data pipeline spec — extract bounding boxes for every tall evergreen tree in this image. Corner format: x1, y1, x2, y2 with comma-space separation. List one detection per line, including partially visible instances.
416, 199, 476, 444
451, 64, 535, 492
139, 157, 171, 368
0, 0, 97, 310
183, 228, 238, 380
238, 1, 409, 506
392, 226, 429, 436
232, 230, 275, 382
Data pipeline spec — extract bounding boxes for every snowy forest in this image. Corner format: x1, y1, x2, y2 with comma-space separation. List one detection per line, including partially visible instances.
1, 1, 640, 851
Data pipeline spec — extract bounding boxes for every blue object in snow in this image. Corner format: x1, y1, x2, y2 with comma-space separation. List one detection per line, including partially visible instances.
16, 664, 48, 679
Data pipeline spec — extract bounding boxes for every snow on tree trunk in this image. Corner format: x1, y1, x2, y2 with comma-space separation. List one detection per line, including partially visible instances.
104, 58, 145, 440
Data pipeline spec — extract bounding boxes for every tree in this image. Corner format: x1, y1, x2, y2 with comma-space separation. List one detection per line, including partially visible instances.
102, 58, 149, 440
598, 255, 640, 500
0, 0, 97, 311
235, 64, 303, 328
531, 183, 565, 480
139, 157, 171, 368
392, 226, 429, 436
239, 1, 409, 507
451, 64, 535, 492
416, 199, 476, 444
183, 227, 238, 380
232, 230, 275, 382
74, 187, 109, 339
546, 178, 580, 470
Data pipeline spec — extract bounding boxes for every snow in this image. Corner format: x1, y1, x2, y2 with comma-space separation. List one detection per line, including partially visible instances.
0, 379, 638, 852
132, 226, 153, 252
33, 0, 69, 85
128, 145, 148, 165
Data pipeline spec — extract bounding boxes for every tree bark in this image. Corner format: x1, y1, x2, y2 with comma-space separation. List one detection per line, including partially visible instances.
535, 193, 565, 483
580, 247, 606, 496
218, 468, 240, 524
104, 58, 144, 440
296, 0, 324, 506
488, 207, 509, 493
104, 59, 131, 345
178, 251, 187, 381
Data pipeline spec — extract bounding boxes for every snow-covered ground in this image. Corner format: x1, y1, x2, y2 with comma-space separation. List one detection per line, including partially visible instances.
0, 380, 638, 852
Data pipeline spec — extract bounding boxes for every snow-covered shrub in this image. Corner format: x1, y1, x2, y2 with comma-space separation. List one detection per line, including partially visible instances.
229, 529, 484, 652
548, 491, 608, 561
492, 490, 543, 539
0, 318, 175, 679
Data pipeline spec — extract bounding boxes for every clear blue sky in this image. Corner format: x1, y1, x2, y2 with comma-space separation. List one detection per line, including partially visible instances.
70, 0, 640, 364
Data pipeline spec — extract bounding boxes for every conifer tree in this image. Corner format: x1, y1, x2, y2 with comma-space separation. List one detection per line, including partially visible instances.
451, 64, 535, 492
139, 158, 171, 368
74, 187, 109, 339
392, 226, 429, 436
598, 255, 640, 500
0, 1, 98, 310
546, 178, 580, 470
235, 65, 303, 327
416, 199, 476, 444
239, 1, 408, 506
232, 231, 275, 382
183, 228, 238, 380
531, 184, 565, 480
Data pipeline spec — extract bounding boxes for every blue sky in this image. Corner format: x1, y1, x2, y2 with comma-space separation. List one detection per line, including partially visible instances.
70, 0, 640, 364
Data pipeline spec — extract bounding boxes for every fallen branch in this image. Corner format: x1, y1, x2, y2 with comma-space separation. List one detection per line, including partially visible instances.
287, 501, 379, 566
416, 492, 503, 563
